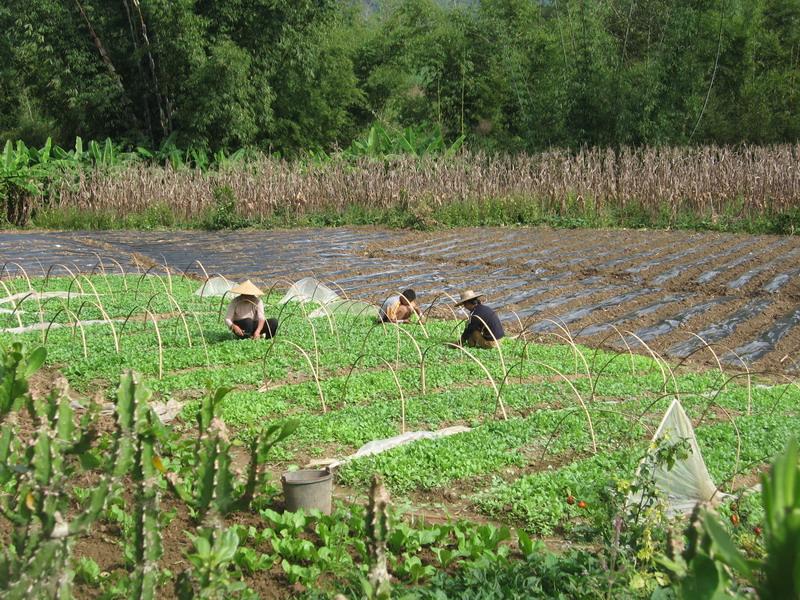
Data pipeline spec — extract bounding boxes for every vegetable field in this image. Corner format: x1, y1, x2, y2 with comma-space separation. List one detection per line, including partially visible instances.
1, 228, 799, 598
3, 227, 799, 373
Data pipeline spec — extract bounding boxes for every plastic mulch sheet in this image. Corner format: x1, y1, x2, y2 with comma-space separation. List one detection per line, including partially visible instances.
1, 290, 113, 333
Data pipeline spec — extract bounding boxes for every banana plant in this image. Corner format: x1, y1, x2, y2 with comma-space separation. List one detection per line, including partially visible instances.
188, 148, 210, 171
1, 140, 50, 225
154, 133, 185, 170
52, 137, 88, 168
344, 123, 465, 160
87, 138, 121, 168
212, 148, 248, 170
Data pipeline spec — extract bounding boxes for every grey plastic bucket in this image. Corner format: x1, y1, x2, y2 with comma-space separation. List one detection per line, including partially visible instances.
281, 468, 333, 515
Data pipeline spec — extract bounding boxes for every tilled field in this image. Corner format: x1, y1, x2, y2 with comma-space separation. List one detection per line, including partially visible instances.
3, 227, 799, 373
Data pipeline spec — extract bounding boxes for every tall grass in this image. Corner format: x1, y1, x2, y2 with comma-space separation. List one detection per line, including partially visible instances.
31, 145, 800, 233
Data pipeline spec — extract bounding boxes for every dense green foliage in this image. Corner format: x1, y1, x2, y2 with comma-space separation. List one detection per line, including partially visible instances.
2, 0, 799, 154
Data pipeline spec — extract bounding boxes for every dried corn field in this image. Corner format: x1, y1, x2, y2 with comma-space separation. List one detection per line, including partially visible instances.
2, 227, 799, 375
51, 145, 800, 221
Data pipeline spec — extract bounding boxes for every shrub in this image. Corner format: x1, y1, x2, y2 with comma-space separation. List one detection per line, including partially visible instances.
203, 185, 247, 230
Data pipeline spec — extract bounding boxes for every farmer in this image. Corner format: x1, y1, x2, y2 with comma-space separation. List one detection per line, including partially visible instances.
224, 280, 279, 340
379, 289, 423, 323
455, 290, 504, 349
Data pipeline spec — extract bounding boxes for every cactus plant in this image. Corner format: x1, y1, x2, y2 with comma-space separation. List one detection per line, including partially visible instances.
115, 371, 165, 600
0, 345, 166, 599
167, 387, 297, 525
0, 343, 45, 477
0, 344, 108, 599
366, 475, 392, 600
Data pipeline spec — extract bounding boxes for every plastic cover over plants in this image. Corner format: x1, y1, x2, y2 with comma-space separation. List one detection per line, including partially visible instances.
278, 277, 340, 305
194, 275, 235, 297
629, 399, 721, 515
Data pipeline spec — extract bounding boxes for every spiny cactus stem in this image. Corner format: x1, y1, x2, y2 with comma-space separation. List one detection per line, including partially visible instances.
367, 475, 392, 598
128, 374, 162, 600
1, 345, 116, 597
207, 435, 226, 524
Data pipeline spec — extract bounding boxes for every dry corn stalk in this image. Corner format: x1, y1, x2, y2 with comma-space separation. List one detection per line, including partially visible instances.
54, 145, 800, 222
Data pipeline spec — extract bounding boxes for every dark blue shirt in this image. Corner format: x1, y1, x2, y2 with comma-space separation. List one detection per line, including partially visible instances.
461, 303, 504, 343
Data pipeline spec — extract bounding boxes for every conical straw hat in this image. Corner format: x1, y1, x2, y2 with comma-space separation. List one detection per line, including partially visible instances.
454, 289, 484, 306
230, 280, 264, 296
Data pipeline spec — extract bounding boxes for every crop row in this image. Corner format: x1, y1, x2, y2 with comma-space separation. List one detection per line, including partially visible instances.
334, 409, 800, 535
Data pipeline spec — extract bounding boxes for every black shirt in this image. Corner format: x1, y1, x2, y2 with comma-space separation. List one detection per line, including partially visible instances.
461, 303, 504, 343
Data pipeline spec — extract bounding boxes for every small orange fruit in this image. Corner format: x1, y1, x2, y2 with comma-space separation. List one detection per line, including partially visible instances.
577, 500, 587, 509
730, 514, 740, 526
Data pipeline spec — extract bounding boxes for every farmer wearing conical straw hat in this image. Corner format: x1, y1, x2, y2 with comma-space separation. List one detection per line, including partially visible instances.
225, 280, 279, 340
454, 290, 504, 349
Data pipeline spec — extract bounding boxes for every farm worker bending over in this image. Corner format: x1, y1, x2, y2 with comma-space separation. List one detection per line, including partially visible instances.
455, 290, 504, 349
379, 289, 423, 324
225, 280, 279, 340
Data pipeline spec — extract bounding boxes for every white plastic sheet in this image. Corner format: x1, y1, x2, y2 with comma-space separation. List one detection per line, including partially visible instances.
310, 426, 470, 470
278, 277, 340, 306
628, 399, 721, 515
2, 319, 123, 335
0, 291, 91, 304
351, 426, 470, 459
194, 276, 235, 297
78, 398, 183, 424
151, 399, 184, 423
